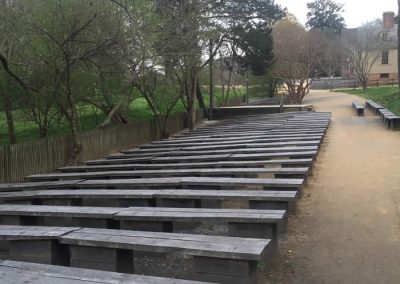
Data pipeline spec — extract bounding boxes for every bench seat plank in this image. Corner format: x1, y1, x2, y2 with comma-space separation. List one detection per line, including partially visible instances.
0, 260, 206, 284
59, 227, 270, 261
0, 225, 78, 240
58, 159, 313, 172
26, 167, 309, 181
138, 136, 323, 149
77, 177, 304, 189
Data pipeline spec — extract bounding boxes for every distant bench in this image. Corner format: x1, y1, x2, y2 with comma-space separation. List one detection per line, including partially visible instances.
25, 167, 310, 182
0, 260, 206, 284
121, 140, 321, 155
0, 189, 299, 214
152, 133, 326, 145
0, 204, 287, 241
76, 177, 304, 191
110, 145, 320, 160
365, 99, 384, 114
0, 176, 304, 193
0, 225, 272, 283
85, 151, 318, 165
352, 101, 364, 116
138, 136, 323, 149
378, 108, 400, 130
58, 158, 314, 173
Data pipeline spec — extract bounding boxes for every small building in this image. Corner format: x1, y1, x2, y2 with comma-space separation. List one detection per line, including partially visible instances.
343, 12, 398, 83
369, 12, 398, 81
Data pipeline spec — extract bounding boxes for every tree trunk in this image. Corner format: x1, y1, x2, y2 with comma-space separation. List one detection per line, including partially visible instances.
188, 73, 198, 130
1, 91, 17, 144
224, 68, 233, 106
68, 118, 83, 166
196, 80, 206, 112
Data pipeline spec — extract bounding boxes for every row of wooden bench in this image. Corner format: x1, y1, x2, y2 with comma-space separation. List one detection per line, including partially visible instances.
0, 111, 331, 283
366, 99, 400, 130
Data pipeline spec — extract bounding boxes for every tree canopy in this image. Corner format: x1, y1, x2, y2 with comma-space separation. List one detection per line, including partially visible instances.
306, 0, 345, 33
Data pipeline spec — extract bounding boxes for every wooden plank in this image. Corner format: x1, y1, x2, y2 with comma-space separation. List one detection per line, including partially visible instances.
0, 204, 120, 218
138, 136, 323, 149
26, 167, 309, 181
0, 189, 298, 203
115, 207, 286, 223
60, 227, 271, 261
76, 177, 304, 189
58, 158, 313, 172
0, 180, 84, 192
0, 225, 79, 240
0, 260, 206, 284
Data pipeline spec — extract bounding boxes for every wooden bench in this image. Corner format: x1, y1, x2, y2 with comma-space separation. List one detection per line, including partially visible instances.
352, 101, 364, 116
0, 180, 83, 193
26, 167, 309, 182
138, 135, 323, 149
85, 151, 318, 165
76, 177, 304, 191
58, 158, 314, 173
151, 133, 325, 145
122, 140, 321, 154
378, 108, 400, 130
0, 225, 272, 283
0, 204, 287, 241
0, 189, 299, 214
0, 260, 207, 284
365, 99, 384, 115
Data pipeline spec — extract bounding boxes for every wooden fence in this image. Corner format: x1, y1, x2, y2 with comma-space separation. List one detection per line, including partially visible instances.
0, 111, 204, 183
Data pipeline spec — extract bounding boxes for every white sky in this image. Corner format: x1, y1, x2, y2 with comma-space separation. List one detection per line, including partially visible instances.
274, 0, 398, 28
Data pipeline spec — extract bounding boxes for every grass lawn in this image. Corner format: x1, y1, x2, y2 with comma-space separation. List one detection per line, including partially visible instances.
0, 87, 252, 145
338, 86, 400, 116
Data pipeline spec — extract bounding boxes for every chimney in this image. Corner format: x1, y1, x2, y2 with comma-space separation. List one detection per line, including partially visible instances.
383, 11, 395, 29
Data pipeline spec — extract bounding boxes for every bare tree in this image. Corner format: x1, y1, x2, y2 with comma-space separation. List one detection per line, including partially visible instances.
272, 16, 321, 103
343, 22, 384, 90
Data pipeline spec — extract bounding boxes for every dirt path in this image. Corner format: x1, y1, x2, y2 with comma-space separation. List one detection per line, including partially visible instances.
267, 90, 400, 284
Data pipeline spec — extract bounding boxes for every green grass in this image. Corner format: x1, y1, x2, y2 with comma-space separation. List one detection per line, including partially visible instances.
338, 86, 400, 116
0, 87, 250, 145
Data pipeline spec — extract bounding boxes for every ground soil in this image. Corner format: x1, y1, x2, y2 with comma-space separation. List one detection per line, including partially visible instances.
265, 90, 400, 284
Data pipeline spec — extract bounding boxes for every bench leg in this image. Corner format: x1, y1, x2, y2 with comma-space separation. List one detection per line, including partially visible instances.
156, 198, 199, 208
120, 220, 173, 232
249, 200, 296, 215
69, 245, 133, 273
228, 222, 277, 238
72, 218, 119, 229
116, 199, 154, 207
228, 222, 278, 253
9, 239, 69, 266
0, 215, 41, 226
193, 256, 258, 284
41, 199, 74, 206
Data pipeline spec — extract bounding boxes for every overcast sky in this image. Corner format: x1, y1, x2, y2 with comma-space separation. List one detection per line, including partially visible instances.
274, 0, 398, 28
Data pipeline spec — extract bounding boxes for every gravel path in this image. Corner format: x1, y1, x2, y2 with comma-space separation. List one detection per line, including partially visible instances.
266, 90, 400, 284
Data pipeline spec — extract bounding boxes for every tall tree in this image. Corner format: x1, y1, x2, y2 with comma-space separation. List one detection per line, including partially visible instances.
306, 0, 345, 34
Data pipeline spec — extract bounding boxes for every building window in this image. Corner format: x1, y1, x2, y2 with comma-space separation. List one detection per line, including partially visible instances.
380, 73, 390, 79
382, 50, 389, 64
382, 32, 389, 41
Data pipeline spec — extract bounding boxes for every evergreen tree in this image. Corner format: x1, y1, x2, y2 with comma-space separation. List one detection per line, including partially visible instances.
306, 0, 345, 33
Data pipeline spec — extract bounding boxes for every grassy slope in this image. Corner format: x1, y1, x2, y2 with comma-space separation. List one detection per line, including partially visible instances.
0, 87, 252, 145
338, 86, 400, 116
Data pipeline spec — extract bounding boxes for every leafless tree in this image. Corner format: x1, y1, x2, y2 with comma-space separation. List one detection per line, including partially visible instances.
343, 22, 385, 90
272, 16, 321, 103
